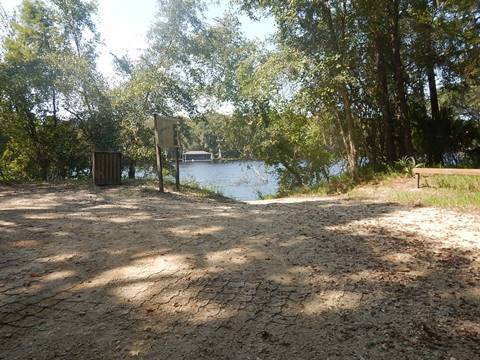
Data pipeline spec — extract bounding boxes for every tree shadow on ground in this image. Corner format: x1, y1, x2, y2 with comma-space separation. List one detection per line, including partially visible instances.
0, 184, 479, 359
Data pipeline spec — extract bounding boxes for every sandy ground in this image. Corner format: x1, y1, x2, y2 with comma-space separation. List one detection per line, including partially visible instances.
1, 183, 479, 359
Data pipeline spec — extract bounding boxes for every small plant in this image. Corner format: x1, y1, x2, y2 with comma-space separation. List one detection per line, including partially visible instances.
395, 156, 423, 177
257, 191, 276, 200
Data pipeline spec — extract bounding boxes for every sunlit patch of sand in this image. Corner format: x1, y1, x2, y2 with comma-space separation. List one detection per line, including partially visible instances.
278, 236, 308, 247
246, 196, 330, 205
303, 290, 362, 315
37, 252, 81, 262
83, 204, 141, 211
454, 319, 480, 340
381, 252, 419, 272
83, 254, 190, 288
458, 286, 480, 301
380, 208, 480, 250
51, 231, 70, 237
346, 270, 377, 281
41, 270, 76, 281
172, 225, 224, 237
104, 212, 152, 223
113, 281, 156, 303
206, 247, 249, 266
0, 205, 54, 211
0, 195, 61, 210
24, 213, 64, 220
64, 211, 152, 223
382, 252, 415, 263
0, 220, 16, 227
130, 249, 172, 260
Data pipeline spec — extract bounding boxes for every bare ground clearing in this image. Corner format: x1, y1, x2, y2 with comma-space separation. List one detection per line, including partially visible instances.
1, 184, 479, 359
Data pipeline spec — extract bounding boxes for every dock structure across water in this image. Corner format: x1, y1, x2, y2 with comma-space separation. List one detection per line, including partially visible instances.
182, 150, 214, 162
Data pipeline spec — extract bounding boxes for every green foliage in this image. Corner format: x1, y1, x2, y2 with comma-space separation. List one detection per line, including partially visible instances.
36, 117, 90, 179
1, 0, 479, 193
394, 156, 423, 177
183, 113, 243, 158
0, 117, 89, 182
257, 111, 336, 191
110, 0, 212, 177
413, 106, 479, 164
280, 162, 398, 197
238, 0, 479, 184
179, 180, 227, 200
0, 0, 117, 181
111, 72, 155, 168
0, 139, 32, 182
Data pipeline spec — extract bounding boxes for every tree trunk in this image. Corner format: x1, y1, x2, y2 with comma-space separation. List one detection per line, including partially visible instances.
321, 1, 358, 179
389, 0, 414, 157
283, 162, 304, 188
52, 87, 57, 125
338, 86, 359, 178
375, 32, 396, 163
422, 0, 440, 123
426, 58, 440, 124
39, 158, 49, 181
21, 104, 49, 180
426, 45, 442, 164
128, 161, 136, 179
421, 0, 442, 163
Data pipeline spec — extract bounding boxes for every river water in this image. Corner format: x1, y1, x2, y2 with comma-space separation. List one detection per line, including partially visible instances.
179, 161, 278, 201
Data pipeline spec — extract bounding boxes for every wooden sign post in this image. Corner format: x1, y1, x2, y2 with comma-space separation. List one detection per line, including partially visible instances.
153, 114, 181, 193
174, 126, 180, 191
153, 114, 164, 193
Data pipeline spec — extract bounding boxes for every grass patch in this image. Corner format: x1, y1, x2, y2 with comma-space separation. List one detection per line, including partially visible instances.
281, 161, 480, 210
176, 180, 233, 201
394, 174, 480, 209
349, 173, 480, 210
283, 164, 404, 197
85, 177, 234, 202
256, 192, 277, 200
423, 174, 480, 191
392, 188, 480, 209
1, 177, 234, 202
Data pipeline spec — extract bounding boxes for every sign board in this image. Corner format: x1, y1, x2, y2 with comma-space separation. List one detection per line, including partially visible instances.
154, 115, 180, 148
153, 114, 182, 193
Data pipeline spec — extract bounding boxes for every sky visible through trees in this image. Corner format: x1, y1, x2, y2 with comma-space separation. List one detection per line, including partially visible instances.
2, 0, 277, 78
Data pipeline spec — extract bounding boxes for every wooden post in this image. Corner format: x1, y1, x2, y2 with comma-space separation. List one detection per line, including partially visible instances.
416, 173, 420, 189
175, 147, 180, 191
154, 114, 164, 193
91, 152, 96, 187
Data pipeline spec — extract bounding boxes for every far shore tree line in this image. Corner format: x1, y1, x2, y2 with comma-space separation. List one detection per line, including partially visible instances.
1, 0, 479, 191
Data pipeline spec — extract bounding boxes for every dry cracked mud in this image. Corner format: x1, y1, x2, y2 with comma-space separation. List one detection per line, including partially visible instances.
0, 184, 479, 359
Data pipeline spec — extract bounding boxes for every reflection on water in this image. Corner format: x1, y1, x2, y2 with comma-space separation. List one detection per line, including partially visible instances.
180, 161, 278, 201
